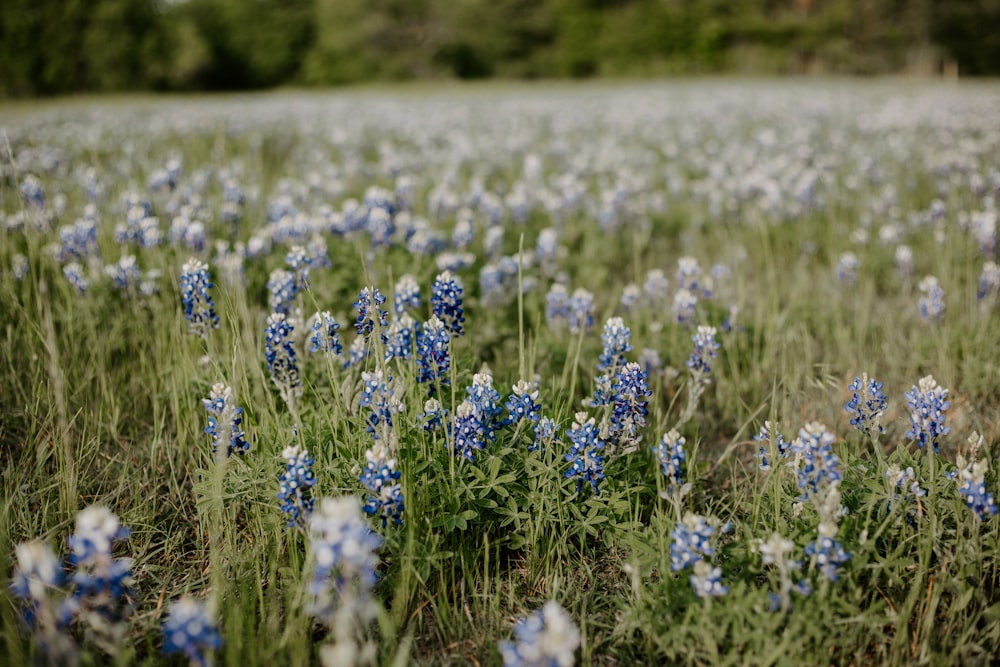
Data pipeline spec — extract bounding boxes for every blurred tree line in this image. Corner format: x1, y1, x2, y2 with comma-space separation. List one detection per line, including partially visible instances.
1, 0, 998, 96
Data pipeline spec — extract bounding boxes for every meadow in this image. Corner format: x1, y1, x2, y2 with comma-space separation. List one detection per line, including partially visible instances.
1, 80, 999, 666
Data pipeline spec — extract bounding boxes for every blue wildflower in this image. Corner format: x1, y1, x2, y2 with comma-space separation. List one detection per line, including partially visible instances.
845, 374, 887, 436
567, 288, 595, 334
609, 362, 651, 449
954, 441, 998, 520
386, 314, 417, 362
66, 506, 134, 627
670, 512, 717, 572
431, 271, 465, 335
686, 325, 719, 375
162, 597, 221, 667
545, 283, 569, 330
498, 601, 580, 667
836, 252, 859, 286
564, 412, 605, 494
416, 316, 450, 391
359, 370, 404, 440
179, 260, 220, 339
285, 245, 311, 289
354, 286, 389, 343
466, 372, 503, 445
360, 449, 404, 526
203, 383, 250, 458
598, 317, 632, 373
277, 445, 316, 528
690, 561, 728, 598
655, 429, 686, 489
789, 422, 842, 501
805, 535, 849, 582
978, 261, 999, 301
917, 276, 945, 322
308, 311, 343, 356
63, 262, 90, 293
267, 268, 298, 315
264, 313, 301, 401
885, 464, 925, 518
904, 375, 950, 453
754, 421, 788, 472
420, 398, 447, 433
532, 416, 559, 453
673, 288, 697, 324
393, 274, 421, 317
504, 380, 541, 428
10, 541, 77, 663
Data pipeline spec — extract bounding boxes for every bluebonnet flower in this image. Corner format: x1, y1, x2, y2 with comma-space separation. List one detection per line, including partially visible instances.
105, 254, 142, 293
498, 601, 580, 667
545, 283, 569, 330
367, 206, 395, 248
466, 372, 504, 444
885, 464, 925, 518
644, 269, 670, 304
609, 362, 651, 449
359, 370, 404, 440
10, 541, 77, 664
953, 437, 998, 520
277, 445, 316, 528
267, 268, 298, 315
420, 398, 447, 433
535, 228, 559, 267
789, 422, 842, 501
264, 313, 301, 401
676, 256, 703, 293
504, 380, 541, 428
162, 597, 221, 667
755, 532, 806, 611
344, 335, 369, 370
654, 429, 686, 490
620, 283, 642, 311
532, 416, 558, 453
567, 288, 595, 334
386, 314, 416, 361
597, 317, 632, 373
452, 209, 475, 249
65, 506, 134, 639
904, 375, 950, 453
805, 535, 849, 582
917, 275, 945, 322
20, 175, 46, 209
978, 261, 999, 301
360, 448, 404, 526
308, 311, 343, 356
686, 326, 719, 375
393, 274, 421, 317
845, 374, 887, 436
416, 316, 450, 391
181, 257, 219, 338
564, 412, 605, 494
670, 513, 718, 572
285, 245, 311, 289
672, 288, 697, 324
307, 496, 381, 638
836, 252, 859, 285
64, 262, 90, 293
203, 383, 250, 458
452, 401, 485, 461
754, 421, 788, 472
57, 218, 100, 262
431, 271, 465, 335
690, 561, 728, 598
353, 286, 389, 343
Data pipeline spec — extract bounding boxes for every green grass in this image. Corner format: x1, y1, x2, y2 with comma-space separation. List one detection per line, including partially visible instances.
1, 82, 999, 665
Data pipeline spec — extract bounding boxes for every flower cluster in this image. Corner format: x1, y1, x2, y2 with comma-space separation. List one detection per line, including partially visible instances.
754, 421, 788, 472
845, 374, 887, 436
267, 268, 298, 315
953, 438, 998, 521
904, 375, 950, 452
608, 362, 651, 449
431, 271, 465, 335
654, 429, 686, 490
162, 597, 221, 667
755, 532, 809, 612
264, 313, 301, 401
354, 286, 389, 344
10, 541, 76, 664
180, 259, 220, 338
498, 601, 580, 667
597, 317, 632, 373
393, 274, 421, 316
670, 513, 727, 598
308, 311, 343, 356
885, 464, 925, 519
360, 448, 404, 527
386, 314, 416, 361
789, 422, 842, 502
416, 315, 451, 391
203, 383, 250, 457
978, 261, 1000, 301
420, 398, 447, 433
686, 325, 720, 375
917, 275, 945, 322
359, 370, 404, 440
504, 380, 541, 428
564, 412, 606, 494
277, 445, 316, 528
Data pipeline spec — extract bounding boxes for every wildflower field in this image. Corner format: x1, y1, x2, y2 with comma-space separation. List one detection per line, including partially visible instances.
2, 81, 1000, 666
